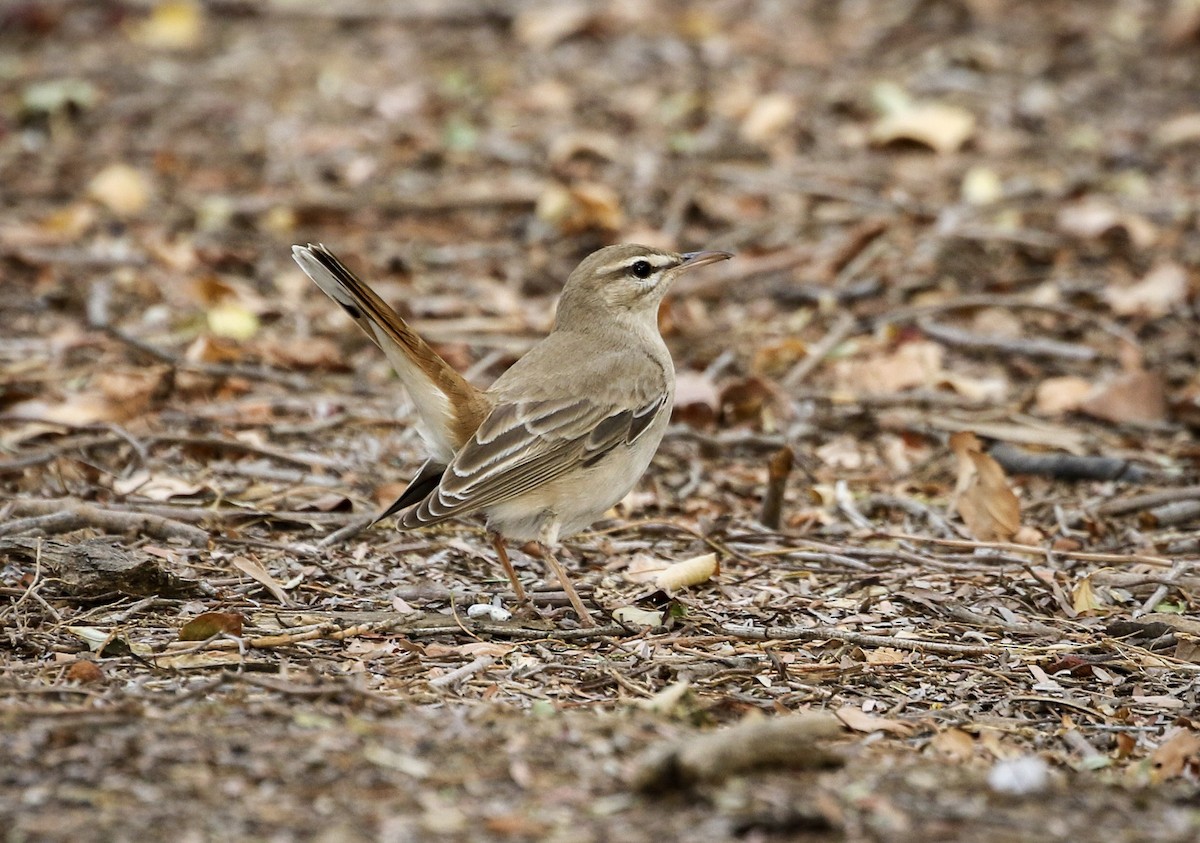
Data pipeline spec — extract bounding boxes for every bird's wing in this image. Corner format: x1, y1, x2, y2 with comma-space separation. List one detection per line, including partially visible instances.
397, 390, 669, 528
292, 244, 490, 460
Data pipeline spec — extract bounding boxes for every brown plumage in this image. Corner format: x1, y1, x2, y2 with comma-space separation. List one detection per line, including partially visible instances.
293, 242, 732, 625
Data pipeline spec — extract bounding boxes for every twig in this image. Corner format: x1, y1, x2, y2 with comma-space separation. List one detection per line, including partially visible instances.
318, 513, 379, 549
723, 623, 1006, 656
1, 499, 209, 546
760, 446, 793, 530
917, 318, 1097, 361
782, 312, 858, 389
429, 655, 496, 689
989, 444, 1153, 483
1134, 560, 1194, 618
1093, 487, 1200, 518
883, 532, 1174, 568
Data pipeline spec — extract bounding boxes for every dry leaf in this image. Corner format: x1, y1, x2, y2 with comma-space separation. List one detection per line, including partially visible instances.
1071, 575, 1102, 615
656, 553, 718, 594
1035, 376, 1093, 415
1103, 262, 1190, 318
113, 471, 207, 501
88, 163, 152, 217
961, 166, 1004, 204
1078, 369, 1168, 424
672, 369, 720, 429
871, 102, 976, 154
835, 706, 915, 736
513, 3, 594, 49
1149, 729, 1200, 782
929, 727, 976, 762
127, 0, 203, 50
535, 181, 623, 233
835, 340, 944, 395
1056, 199, 1156, 249
949, 431, 1021, 542
231, 557, 291, 606
612, 606, 666, 629
1155, 112, 1200, 147
179, 611, 244, 641
638, 680, 691, 713
66, 660, 104, 684
740, 93, 798, 145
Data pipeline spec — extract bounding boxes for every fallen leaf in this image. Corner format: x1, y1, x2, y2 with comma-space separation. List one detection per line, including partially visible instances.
1072, 575, 1102, 615
638, 679, 691, 713
88, 163, 152, 217
612, 606, 666, 629
1155, 111, 1200, 147
127, 0, 203, 50
1103, 262, 1190, 318
535, 181, 623, 233
950, 431, 1021, 542
231, 557, 292, 606
672, 369, 720, 429
66, 660, 104, 684
961, 166, 1004, 204
179, 611, 244, 641
835, 706, 915, 736
1035, 376, 1094, 415
929, 727, 976, 762
1078, 369, 1168, 424
1149, 729, 1200, 782
740, 92, 798, 145
1057, 199, 1156, 249
513, 3, 594, 49
835, 340, 945, 395
871, 102, 975, 154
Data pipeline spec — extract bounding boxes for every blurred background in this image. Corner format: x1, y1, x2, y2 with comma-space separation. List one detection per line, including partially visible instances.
4, 3, 1200, 839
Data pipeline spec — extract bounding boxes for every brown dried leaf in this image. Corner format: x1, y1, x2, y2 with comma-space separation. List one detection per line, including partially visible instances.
513, 3, 594, 49
88, 163, 152, 217
231, 557, 291, 606
835, 340, 944, 395
1103, 262, 1190, 318
929, 727, 976, 762
1034, 376, 1093, 415
950, 431, 1021, 542
127, 1, 204, 50
179, 611, 244, 641
1057, 199, 1156, 249
835, 706, 915, 736
871, 102, 976, 154
1149, 729, 1200, 782
1078, 369, 1168, 424
66, 660, 105, 684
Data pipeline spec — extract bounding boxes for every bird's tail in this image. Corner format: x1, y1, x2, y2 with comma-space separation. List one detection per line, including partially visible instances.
292, 244, 489, 461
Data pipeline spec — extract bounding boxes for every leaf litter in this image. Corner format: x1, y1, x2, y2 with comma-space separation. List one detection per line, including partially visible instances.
2, 2, 1199, 841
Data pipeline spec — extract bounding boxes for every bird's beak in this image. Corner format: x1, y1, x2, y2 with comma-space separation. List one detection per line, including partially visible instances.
680, 249, 734, 270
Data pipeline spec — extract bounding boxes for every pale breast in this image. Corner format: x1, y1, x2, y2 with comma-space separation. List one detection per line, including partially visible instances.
481, 407, 669, 543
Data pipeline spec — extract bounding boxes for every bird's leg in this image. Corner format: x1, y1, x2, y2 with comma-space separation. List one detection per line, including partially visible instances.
537, 542, 597, 628
488, 531, 528, 606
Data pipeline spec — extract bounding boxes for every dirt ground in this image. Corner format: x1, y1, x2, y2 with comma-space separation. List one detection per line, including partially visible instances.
2, 1, 1199, 841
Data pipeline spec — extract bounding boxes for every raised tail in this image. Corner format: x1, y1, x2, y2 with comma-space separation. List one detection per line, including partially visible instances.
292, 244, 490, 461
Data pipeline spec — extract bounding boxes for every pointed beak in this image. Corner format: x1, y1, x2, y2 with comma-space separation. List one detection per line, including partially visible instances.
680, 249, 734, 270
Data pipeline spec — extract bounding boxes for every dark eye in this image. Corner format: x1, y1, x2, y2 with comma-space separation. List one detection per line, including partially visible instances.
629, 260, 653, 279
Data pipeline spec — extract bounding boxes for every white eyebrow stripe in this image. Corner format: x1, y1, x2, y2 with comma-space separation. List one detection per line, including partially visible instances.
595, 255, 677, 276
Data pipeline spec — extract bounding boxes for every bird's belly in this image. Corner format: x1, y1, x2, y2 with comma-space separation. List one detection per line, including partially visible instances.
482, 432, 663, 543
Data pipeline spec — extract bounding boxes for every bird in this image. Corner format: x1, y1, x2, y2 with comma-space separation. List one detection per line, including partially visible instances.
292, 242, 732, 626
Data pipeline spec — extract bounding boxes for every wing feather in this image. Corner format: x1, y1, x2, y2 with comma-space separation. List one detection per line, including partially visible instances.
397, 392, 667, 528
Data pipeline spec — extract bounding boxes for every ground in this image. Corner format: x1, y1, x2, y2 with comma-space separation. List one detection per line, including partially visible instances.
2, 1, 1199, 841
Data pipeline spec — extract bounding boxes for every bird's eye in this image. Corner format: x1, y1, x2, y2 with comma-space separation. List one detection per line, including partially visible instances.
629, 260, 653, 280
